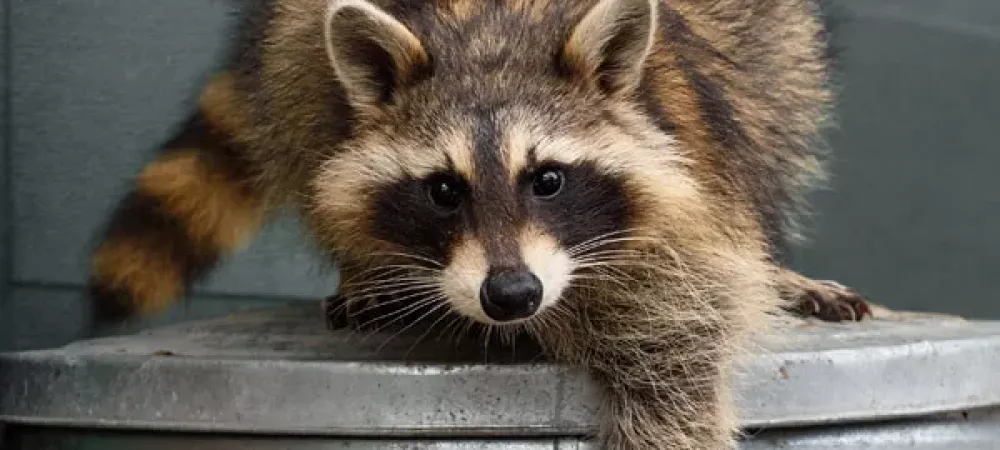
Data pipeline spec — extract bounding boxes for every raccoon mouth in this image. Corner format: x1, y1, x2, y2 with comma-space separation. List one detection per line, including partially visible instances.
478, 269, 544, 322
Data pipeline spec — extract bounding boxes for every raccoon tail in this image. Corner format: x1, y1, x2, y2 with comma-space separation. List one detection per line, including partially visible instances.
88, 73, 269, 329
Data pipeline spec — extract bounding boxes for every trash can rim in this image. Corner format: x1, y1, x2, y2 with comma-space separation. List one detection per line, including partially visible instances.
2, 305, 999, 436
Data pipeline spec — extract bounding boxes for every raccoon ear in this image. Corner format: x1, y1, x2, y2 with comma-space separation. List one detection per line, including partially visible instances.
324, 0, 430, 115
561, 0, 657, 96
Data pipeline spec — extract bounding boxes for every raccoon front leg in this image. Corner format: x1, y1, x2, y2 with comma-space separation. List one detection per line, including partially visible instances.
541, 302, 745, 448
775, 268, 873, 321
594, 365, 737, 449
558, 335, 739, 450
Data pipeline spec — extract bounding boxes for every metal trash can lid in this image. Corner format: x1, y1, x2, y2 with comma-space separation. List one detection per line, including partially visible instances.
2, 304, 999, 437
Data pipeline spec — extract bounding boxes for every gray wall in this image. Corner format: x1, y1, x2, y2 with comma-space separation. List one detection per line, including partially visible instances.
0, 0, 340, 351
1, 0, 998, 351
791, 0, 1000, 319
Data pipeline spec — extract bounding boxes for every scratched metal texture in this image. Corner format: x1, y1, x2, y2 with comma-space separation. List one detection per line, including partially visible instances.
1, 305, 998, 447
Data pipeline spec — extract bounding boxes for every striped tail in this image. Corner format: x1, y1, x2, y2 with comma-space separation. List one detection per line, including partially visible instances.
88, 73, 268, 328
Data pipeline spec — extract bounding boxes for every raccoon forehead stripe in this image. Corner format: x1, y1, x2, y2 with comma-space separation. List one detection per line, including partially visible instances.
332, 124, 474, 184
438, 125, 476, 180
504, 124, 535, 180
502, 115, 683, 178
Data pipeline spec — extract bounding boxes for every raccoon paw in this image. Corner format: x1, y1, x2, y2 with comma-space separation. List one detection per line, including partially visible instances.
322, 294, 401, 333
778, 271, 872, 322
322, 294, 350, 331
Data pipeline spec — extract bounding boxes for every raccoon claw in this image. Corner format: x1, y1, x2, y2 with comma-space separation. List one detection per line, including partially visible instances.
777, 269, 872, 322
788, 279, 871, 322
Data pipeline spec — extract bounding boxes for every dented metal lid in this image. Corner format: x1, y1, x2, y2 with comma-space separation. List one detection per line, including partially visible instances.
1, 304, 999, 437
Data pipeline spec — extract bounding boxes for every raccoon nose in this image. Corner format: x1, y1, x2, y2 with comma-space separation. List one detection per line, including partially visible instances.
480, 269, 543, 322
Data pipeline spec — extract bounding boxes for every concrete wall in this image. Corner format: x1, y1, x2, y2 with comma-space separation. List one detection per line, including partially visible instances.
1, 0, 998, 351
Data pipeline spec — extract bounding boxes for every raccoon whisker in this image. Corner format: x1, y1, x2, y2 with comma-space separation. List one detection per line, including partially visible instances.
574, 260, 636, 271
567, 281, 609, 292
572, 251, 647, 264
571, 261, 645, 275
355, 293, 445, 334
342, 282, 442, 304
576, 263, 646, 288
342, 273, 440, 288
339, 264, 441, 287
367, 251, 445, 268
506, 327, 525, 347
340, 278, 441, 298
599, 264, 652, 289
341, 289, 439, 309
507, 329, 517, 361
572, 248, 654, 262
570, 277, 631, 294
566, 238, 634, 257
481, 324, 494, 361
572, 259, 645, 274
354, 263, 442, 275
565, 235, 627, 257
522, 321, 540, 341
373, 264, 442, 273
353, 299, 446, 346
341, 281, 439, 298
436, 313, 468, 344
569, 235, 662, 254
458, 319, 477, 345
337, 265, 418, 287
568, 236, 660, 258
490, 325, 523, 360
377, 298, 451, 353
564, 228, 642, 255
573, 252, 666, 280
574, 260, 678, 276
571, 249, 646, 263
570, 272, 631, 290
345, 286, 444, 316
530, 304, 573, 342
324, 296, 350, 320
402, 305, 456, 359
574, 247, 646, 257
340, 262, 440, 280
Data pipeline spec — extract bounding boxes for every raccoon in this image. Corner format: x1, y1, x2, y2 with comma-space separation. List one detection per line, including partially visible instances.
88, 0, 871, 448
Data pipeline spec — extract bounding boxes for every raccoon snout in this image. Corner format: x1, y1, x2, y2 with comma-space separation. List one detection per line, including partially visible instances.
479, 269, 543, 322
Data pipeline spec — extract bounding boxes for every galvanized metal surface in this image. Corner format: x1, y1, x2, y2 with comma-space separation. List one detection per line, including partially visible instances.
3, 409, 999, 449
1, 305, 999, 438
740, 409, 1000, 450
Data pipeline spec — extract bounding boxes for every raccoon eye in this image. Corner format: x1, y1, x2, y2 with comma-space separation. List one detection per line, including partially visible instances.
426, 173, 465, 211
532, 168, 564, 198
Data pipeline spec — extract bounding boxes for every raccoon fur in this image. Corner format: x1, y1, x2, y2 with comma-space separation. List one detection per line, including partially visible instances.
88, 0, 871, 448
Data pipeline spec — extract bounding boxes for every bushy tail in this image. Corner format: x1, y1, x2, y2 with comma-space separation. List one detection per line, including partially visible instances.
88, 73, 268, 327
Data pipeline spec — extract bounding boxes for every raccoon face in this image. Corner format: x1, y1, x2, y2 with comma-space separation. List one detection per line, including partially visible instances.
311, 0, 690, 325
361, 113, 638, 324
